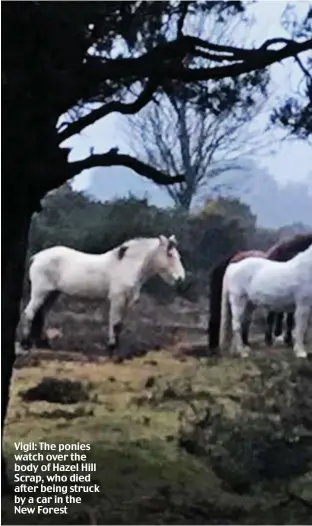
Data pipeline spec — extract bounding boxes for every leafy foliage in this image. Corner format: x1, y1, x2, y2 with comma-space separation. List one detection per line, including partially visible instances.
179, 356, 312, 494
271, 85, 312, 139
3, 2, 310, 197
271, 5, 312, 138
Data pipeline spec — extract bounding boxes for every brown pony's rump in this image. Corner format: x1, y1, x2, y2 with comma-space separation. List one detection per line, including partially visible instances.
267, 233, 312, 261
230, 250, 267, 263
208, 232, 312, 352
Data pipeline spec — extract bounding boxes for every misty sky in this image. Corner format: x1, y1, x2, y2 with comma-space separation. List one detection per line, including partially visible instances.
62, 1, 312, 200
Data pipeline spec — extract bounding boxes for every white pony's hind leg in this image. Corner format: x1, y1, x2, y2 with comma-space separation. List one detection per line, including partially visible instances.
274, 313, 288, 344
241, 302, 254, 347
274, 333, 285, 344
21, 289, 52, 349
293, 305, 310, 358
219, 274, 232, 353
231, 294, 250, 358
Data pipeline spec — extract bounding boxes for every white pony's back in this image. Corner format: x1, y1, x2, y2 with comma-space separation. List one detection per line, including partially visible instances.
226, 248, 312, 310
30, 246, 114, 297
249, 247, 312, 309
226, 257, 267, 293
28, 237, 184, 299
29, 240, 159, 298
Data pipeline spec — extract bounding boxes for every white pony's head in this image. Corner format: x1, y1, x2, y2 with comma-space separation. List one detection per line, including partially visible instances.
152, 235, 186, 286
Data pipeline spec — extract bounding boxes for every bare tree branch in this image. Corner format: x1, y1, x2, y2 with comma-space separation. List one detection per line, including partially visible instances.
59, 78, 159, 144
166, 38, 312, 82
294, 55, 312, 82
68, 151, 184, 186
61, 16, 310, 207
58, 28, 311, 151
86, 35, 312, 85
177, 2, 190, 38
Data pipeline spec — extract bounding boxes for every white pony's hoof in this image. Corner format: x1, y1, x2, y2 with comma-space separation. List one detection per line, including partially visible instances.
238, 346, 251, 358
274, 334, 284, 344
293, 346, 308, 358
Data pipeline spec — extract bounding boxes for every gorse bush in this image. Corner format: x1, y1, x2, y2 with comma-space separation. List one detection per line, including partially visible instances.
178, 357, 312, 493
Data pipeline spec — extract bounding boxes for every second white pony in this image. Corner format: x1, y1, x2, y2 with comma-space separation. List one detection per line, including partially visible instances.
219, 243, 312, 358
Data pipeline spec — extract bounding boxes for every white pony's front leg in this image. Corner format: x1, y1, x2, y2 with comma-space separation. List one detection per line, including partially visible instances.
230, 294, 251, 358
274, 334, 285, 344
293, 304, 310, 358
108, 293, 128, 353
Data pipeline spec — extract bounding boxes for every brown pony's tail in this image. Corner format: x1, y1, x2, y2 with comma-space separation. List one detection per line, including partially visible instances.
208, 254, 234, 352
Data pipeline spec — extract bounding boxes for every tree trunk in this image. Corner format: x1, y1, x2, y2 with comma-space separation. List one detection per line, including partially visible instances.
1, 198, 33, 493
1, 150, 68, 493
2, 4, 72, 492
1, 138, 69, 494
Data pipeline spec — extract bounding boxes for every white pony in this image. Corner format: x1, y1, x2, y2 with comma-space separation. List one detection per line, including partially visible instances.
219, 243, 312, 358
20, 235, 186, 353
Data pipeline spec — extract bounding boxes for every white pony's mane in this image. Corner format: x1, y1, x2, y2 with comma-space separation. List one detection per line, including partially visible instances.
119, 236, 158, 246
114, 237, 161, 258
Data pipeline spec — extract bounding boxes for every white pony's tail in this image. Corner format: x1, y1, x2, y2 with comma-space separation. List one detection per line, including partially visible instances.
28, 254, 36, 277
219, 273, 232, 352
26, 253, 38, 291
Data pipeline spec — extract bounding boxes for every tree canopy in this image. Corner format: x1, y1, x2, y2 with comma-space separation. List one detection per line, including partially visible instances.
3, 1, 311, 201
270, 4, 312, 139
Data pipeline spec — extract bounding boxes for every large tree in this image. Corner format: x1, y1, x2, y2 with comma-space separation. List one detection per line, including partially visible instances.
124, 6, 272, 210
124, 76, 270, 210
2, 1, 311, 492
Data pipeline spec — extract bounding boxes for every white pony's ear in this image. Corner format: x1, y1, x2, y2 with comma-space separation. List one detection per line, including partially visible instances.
159, 235, 167, 246
167, 235, 178, 252
168, 234, 177, 246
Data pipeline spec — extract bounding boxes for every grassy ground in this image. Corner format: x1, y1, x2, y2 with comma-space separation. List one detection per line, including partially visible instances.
2, 347, 312, 525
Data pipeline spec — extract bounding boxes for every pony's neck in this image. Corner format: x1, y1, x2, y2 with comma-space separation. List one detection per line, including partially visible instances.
284, 246, 312, 272
126, 238, 161, 286
140, 239, 166, 285
294, 245, 312, 263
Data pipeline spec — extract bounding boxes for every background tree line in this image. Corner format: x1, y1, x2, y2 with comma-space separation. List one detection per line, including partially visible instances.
27, 183, 307, 300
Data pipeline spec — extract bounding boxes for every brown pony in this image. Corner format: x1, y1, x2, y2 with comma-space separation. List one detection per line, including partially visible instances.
208, 233, 312, 352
